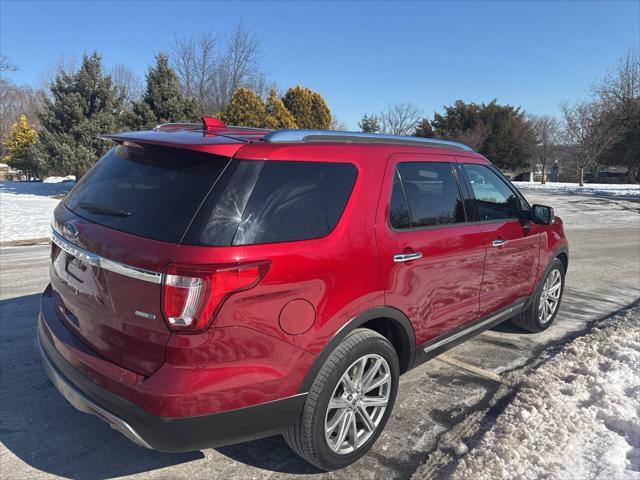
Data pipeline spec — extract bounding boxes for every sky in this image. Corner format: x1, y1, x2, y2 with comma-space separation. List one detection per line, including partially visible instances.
1, 0, 638, 129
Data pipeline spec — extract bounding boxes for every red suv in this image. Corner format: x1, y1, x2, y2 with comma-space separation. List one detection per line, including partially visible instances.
38, 118, 568, 470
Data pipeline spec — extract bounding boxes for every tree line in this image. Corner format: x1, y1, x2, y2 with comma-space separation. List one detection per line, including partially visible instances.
1, 25, 638, 183
358, 50, 638, 184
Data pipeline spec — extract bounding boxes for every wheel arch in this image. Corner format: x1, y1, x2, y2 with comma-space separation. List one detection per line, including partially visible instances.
297, 306, 416, 393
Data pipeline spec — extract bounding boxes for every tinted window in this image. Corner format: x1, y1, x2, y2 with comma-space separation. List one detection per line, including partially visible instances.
462, 164, 520, 221
232, 161, 357, 245
389, 170, 411, 229
65, 145, 229, 243
390, 162, 465, 229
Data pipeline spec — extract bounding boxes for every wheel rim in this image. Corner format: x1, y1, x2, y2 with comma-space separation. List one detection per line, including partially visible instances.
324, 354, 391, 455
538, 268, 562, 324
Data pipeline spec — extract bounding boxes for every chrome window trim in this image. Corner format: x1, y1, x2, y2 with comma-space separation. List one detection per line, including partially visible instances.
51, 227, 162, 284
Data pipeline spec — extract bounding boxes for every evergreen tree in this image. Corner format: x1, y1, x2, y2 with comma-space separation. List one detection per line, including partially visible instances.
133, 53, 199, 128
2, 114, 40, 178
282, 85, 331, 129
35, 53, 124, 178
358, 114, 380, 133
265, 89, 297, 129
221, 87, 270, 128
432, 100, 535, 169
413, 118, 433, 137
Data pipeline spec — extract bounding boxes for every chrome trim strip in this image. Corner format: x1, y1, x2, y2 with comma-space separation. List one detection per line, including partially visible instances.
423, 300, 525, 354
262, 129, 473, 151
38, 336, 153, 449
51, 228, 162, 284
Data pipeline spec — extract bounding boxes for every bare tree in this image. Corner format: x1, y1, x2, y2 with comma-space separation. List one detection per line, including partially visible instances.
591, 49, 640, 182
214, 22, 264, 112
171, 22, 264, 114
37, 54, 77, 91
172, 31, 217, 112
110, 64, 142, 109
530, 114, 560, 183
561, 101, 620, 186
330, 114, 348, 131
0, 55, 17, 75
379, 103, 421, 135
0, 56, 41, 158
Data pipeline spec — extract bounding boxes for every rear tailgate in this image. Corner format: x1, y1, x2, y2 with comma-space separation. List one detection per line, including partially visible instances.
50, 144, 231, 376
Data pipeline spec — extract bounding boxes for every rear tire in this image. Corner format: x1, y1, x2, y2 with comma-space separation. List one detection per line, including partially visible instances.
512, 258, 565, 332
284, 328, 399, 471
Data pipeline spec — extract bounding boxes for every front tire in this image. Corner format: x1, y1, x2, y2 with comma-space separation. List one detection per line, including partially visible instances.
512, 258, 565, 332
284, 328, 399, 470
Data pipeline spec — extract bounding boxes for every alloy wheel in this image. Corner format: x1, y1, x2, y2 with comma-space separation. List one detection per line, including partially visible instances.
324, 354, 391, 455
538, 268, 562, 324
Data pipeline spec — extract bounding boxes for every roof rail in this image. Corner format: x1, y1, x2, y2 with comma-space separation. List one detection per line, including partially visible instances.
153, 122, 202, 132
262, 129, 473, 151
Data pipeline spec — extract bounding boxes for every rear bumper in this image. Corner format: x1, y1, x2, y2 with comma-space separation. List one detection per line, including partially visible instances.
37, 301, 307, 453
38, 326, 306, 451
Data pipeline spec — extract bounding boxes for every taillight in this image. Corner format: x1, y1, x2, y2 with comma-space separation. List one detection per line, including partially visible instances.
161, 261, 270, 332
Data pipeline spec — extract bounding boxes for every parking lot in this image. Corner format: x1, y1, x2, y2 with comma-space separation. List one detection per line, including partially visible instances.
1, 190, 638, 480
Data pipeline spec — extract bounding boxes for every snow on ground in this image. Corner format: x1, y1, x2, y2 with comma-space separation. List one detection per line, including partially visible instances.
42, 175, 76, 184
514, 181, 640, 198
0, 181, 74, 242
449, 305, 640, 480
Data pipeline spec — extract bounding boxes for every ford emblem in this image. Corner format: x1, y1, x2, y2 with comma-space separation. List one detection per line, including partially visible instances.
63, 221, 79, 240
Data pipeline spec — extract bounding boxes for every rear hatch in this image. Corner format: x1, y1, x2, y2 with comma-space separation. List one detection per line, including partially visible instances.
50, 143, 231, 376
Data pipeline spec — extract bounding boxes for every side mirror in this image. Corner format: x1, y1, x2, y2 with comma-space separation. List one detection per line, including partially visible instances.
531, 204, 554, 225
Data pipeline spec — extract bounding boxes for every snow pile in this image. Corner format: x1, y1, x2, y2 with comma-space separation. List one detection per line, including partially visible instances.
450, 306, 640, 480
0, 181, 74, 242
43, 175, 76, 183
513, 181, 640, 198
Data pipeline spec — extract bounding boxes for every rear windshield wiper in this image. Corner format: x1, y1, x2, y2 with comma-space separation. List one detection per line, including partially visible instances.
77, 201, 132, 217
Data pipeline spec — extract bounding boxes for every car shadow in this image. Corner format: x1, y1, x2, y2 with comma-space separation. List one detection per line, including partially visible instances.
0, 181, 74, 198
0, 292, 322, 478
0, 294, 202, 479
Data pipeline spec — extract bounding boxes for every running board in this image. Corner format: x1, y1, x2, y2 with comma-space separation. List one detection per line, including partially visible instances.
411, 299, 527, 369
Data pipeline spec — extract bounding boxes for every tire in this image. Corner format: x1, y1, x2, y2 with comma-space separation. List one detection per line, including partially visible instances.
512, 258, 565, 332
284, 328, 400, 471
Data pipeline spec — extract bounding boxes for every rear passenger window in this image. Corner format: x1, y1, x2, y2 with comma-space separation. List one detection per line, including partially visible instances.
232, 161, 357, 245
462, 164, 520, 221
390, 162, 466, 229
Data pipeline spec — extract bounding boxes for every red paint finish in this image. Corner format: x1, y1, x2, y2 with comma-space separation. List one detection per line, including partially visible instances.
40, 125, 568, 428
279, 299, 316, 335
375, 153, 486, 344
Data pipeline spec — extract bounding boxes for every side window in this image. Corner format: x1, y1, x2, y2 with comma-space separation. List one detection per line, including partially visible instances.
390, 162, 466, 229
389, 170, 411, 229
462, 164, 520, 221
232, 161, 357, 245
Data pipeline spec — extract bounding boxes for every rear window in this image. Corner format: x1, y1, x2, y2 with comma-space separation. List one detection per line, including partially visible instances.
194, 160, 358, 246
64, 145, 230, 243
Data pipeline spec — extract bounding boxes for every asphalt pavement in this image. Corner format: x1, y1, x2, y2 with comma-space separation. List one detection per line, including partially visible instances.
1, 190, 638, 480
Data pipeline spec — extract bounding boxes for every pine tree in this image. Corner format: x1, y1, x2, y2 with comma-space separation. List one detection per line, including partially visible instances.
221, 87, 271, 127
133, 53, 199, 128
358, 114, 380, 133
35, 53, 124, 178
2, 114, 40, 178
265, 89, 297, 129
413, 118, 433, 137
282, 86, 331, 129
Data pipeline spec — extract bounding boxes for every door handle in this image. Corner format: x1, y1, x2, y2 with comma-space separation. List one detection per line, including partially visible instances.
492, 239, 509, 247
393, 252, 423, 263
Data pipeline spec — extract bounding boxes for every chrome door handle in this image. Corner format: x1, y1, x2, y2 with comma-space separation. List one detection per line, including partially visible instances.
393, 252, 423, 263
492, 239, 508, 247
